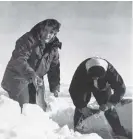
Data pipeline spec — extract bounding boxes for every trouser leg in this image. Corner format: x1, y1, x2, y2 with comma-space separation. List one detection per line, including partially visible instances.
105, 108, 132, 138
28, 83, 36, 104
28, 82, 47, 111
74, 107, 99, 131
36, 82, 47, 111
104, 108, 124, 134
93, 87, 122, 133
93, 88, 132, 138
74, 92, 92, 130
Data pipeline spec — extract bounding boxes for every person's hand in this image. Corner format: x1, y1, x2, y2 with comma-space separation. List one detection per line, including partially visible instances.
51, 90, 59, 97
32, 75, 43, 91
51, 85, 60, 97
99, 102, 114, 111
79, 107, 93, 118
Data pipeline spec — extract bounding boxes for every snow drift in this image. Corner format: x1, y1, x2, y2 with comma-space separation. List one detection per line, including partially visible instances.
0, 95, 102, 139
0, 84, 132, 139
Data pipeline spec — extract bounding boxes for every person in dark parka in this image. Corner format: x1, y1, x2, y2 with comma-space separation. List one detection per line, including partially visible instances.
1, 19, 62, 111
69, 57, 132, 138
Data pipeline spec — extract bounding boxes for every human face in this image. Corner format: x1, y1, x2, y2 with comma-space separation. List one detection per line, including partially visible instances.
41, 25, 57, 43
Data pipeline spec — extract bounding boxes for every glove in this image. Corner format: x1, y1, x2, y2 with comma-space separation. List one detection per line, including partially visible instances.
99, 102, 114, 111
51, 90, 59, 97
32, 75, 43, 91
79, 107, 93, 118
51, 85, 60, 97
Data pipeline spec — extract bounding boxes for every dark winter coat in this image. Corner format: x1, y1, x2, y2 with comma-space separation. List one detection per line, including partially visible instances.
69, 58, 126, 109
1, 31, 61, 96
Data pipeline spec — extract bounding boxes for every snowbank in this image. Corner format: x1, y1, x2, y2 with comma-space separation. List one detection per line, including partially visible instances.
0, 84, 132, 139
0, 94, 103, 139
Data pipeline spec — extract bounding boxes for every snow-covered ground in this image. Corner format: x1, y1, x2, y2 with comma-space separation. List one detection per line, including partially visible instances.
0, 84, 132, 139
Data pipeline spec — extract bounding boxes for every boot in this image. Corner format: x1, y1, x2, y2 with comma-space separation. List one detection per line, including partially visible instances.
113, 126, 132, 139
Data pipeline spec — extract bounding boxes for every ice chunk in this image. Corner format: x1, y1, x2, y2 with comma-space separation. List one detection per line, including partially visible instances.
58, 125, 71, 136
51, 107, 74, 129
0, 95, 21, 127
22, 103, 59, 131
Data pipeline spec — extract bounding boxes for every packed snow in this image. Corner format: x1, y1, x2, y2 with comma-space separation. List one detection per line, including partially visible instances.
0, 84, 132, 139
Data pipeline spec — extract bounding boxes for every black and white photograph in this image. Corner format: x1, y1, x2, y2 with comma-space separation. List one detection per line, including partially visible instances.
0, 1, 132, 139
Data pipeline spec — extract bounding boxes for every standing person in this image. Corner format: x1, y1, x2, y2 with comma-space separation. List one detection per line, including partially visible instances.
69, 57, 132, 138
1, 19, 62, 111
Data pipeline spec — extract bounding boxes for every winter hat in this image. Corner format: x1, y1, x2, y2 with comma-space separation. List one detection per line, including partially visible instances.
88, 66, 106, 78
85, 57, 108, 78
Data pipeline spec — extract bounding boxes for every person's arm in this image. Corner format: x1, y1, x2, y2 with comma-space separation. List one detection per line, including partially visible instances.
69, 65, 90, 109
11, 34, 37, 82
107, 64, 126, 104
47, 47, 60, 93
